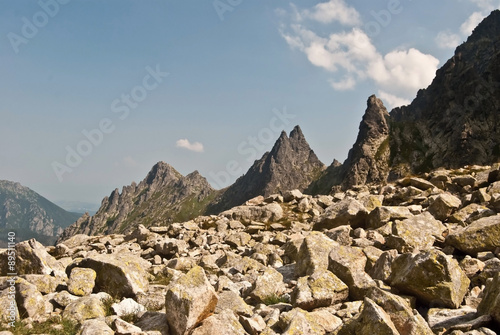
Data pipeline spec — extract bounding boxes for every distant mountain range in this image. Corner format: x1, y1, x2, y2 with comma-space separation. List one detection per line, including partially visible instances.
38, 10, 500, 243
0, 180, 81, 247
54, 200, 100, 215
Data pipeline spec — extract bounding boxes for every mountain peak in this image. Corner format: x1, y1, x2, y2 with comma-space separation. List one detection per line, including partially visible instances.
145, 161, 181, 186
58, 163, 217, 240
340, 95, 390, 189
208, 126, 325, 212
464, 9, 500, 45
290, 125, 305, 141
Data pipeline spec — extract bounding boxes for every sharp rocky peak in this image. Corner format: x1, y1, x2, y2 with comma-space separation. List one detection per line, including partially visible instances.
207, 126, 325, 213
144, 161, 181, 186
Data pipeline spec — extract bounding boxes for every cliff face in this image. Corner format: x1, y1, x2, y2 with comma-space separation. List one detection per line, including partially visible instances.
341, 95, 390, 189
0, 180, 80, 246
57, 162, 218, 242
309, 95, 390, 194
388, 10, 500, 178
312, 10, 500, 192
207, 125, 325, 213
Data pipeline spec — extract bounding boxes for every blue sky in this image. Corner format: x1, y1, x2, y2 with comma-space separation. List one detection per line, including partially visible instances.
1, 0, 498, 205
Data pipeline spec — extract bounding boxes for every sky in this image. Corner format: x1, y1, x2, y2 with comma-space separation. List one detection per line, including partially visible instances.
1, 0, 499, 206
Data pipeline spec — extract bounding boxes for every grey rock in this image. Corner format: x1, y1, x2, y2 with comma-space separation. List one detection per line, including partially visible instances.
367, 287, 433, 335
165, 266, 218, 335
68, 267, 96, 296
446, 214, 500, 254
239, 314, 267, 335
366, 206, 413, 229
221, 203, 284, 224
385, 212, 446, 253
15, 239, 66, 278
190, 309, 246, 335
66, 252, 151, 298
295, 232, 338, 277
79, 319, 114, 335
215, 290, 253, 316
328, 244, 376, 300
477, 272, 500, 326
314, 197, 369, 230
291, 269, 349, 310
250, 268, 286, 303
389, 250, 470, 308
15, 278, 46, 319
135, 311, 169, 335
62, 293, 110, 323
111, 298, 146, 317
428, 193, 462, 221
337, 298, 400, 335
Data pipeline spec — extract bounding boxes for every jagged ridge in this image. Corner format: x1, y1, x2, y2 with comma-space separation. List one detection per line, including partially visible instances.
207, 125, 325, 213
57, 162, 218, 242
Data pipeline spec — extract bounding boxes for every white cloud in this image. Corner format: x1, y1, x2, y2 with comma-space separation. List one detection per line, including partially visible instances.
176, 139, 204, 153
281, 24, 439, 99
435, 0, 500, 49
435, 31, 462, 49
371, 48, 439, 96
329, 76, 356, 90
461, 11, 486, 35
378, 90, 411, 109
302, 0, 361, 26
123, 156, 139, 168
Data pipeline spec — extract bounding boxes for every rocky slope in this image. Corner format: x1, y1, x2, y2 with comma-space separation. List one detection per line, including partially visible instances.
208, 125, 325, 214
2, 163, 500, 334
311, 10, 500, 193
57, 162, 219, 242
390, 10, 500, 178
0, 180, 80, 247
388, 10, 500, 178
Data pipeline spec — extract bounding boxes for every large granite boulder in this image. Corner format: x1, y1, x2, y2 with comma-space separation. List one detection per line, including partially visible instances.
291, 269, 349, 310
66, 252, 151, 298
68, 268, 96, 296
328, 244, 376, 300
367, 287, 434, 335
337, 298, 400, 335
477, 272, 500, 326
295, 232, 338, 277
62, 292, 111, 323
314, 197, 369, 230
446, 215, 500, 254
389, 250, 470, 308
15, 239, 66, 278
385, 212, 446, 253
165, 266, 218, 335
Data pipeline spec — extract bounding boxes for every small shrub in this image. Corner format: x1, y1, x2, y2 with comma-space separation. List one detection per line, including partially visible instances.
151, 272, 172, 286
0, 317, 79, 335
121, 311, 140, 324
102, 296, 117, 316
261, 293, 289, 306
